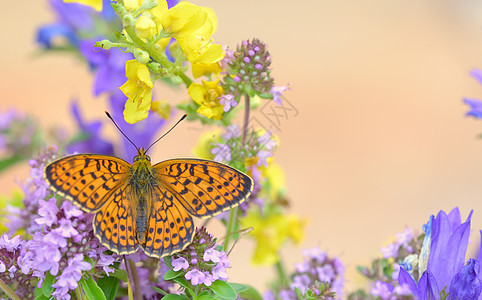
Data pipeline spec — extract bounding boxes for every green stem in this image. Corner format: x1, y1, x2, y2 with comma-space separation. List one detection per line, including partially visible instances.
0, 278, 19, 300
275, 259, 288, 288
224, 94, 251, 251
124, 26, 193, 87
128, 259, 142, 300
223, 206, 238, 252
123, 256, 135, 300
242, 94, 250, 144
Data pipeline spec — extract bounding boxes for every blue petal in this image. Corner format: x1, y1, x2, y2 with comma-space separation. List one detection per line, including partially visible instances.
464, 98, 482, 118
398, 267, 419, 297
471, 69, 482, 85
36, 24, 78, 48
418, 270, 440, 300
448, 259, 481, 300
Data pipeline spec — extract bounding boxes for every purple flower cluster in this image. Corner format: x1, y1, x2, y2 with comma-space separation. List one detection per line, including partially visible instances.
220, 39, 274, 107
464, 68, 482, 118
266, 247, 345, 300
352, 208, 482, 300
7, 146, 117, 299
0, 108, 41, 157
0, 235, 35, 299
170, 227, 231, 287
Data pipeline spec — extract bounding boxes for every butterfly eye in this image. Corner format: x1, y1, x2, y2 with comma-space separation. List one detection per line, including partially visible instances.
146, 156, 151, 162
133, 156, 139, 162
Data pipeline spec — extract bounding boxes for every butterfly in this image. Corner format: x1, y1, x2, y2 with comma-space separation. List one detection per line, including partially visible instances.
44, 114, 253, 258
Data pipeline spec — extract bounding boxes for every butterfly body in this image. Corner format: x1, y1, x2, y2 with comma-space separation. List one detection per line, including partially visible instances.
44, 148, 253, 258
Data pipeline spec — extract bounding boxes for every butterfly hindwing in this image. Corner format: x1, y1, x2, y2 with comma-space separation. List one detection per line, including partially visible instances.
93, 181, 139, 255
44, 154, 131, 212
153, 159, 253, 218
141, 184, 194, 258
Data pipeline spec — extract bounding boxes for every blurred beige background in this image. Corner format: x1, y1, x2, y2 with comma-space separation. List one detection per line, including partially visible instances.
3, 0, 482, 295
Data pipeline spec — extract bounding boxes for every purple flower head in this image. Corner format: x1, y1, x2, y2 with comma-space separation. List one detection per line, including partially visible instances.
211, 143, 231, 162
464, 98, 482, 118
448, 259, 481, 300
185, 269, 205, 285
428, 208, 472, 290
219, 94, 237, 112
67, 102, 114, 155
79, 40, 131, 96
170, 227, 231, 286
271, 84, 290, 106
35, 197, 59, 227
172, 257, 189, 271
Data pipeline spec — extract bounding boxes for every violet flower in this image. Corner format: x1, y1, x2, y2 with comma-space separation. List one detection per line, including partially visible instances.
67, 102, 114, 155
170, 227, 231, 287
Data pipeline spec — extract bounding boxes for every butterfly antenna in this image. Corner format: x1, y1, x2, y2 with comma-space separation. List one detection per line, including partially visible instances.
145, 114, 188, 153
105, 111, 139, 151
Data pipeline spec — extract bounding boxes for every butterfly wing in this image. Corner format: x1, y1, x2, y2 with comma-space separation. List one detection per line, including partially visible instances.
141, 184, 195, 258
93, 181, 139, 255
153, 159, 253, 218
44, 154, 131, 212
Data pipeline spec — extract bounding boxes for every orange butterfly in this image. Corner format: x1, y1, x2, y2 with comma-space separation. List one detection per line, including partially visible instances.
44, 114, 253, 258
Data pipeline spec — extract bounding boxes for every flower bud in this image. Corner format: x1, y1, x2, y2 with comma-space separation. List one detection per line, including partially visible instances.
133, 49, 150, 64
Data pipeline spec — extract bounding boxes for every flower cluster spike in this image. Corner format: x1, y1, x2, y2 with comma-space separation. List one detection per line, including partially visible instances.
170, 227, 231, 286
222, 39, 274, 103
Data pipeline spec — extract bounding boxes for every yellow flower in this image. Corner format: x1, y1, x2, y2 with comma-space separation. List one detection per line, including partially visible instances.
263, 162, 286, 199
160, 2, 225, 64
151, 100, 171, 120
242, 210, 307, 265
188, 80, 224, 120
192, 129, 221, 159
192, 62, 222, 78
135, 15, 158, 39
63, 0, 102, 11
120, 60, 153, 124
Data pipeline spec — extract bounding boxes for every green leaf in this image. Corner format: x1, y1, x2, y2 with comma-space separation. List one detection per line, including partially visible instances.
0, 155, 24, 173
110, 269, 128, 282
34, 285, 50, 300
161, 295, 190, 300
41, 272, 55, 297
173, 277, 195, 298
97, 276, 120, 300
80, 277, 107, 300
230, 283, 263, 300
208, 280, 236, 300
164, 256, 173, 268
294, 287, 303, 299
164, 269, 182, 280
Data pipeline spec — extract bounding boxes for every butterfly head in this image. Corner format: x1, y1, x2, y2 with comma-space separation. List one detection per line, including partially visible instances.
133, 147, 151, 163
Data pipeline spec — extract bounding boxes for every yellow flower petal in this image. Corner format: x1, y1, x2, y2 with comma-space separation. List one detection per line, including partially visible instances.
124, 0, 143, 11
161, 2, 207, 36
120, 60, 153, 124
135, 15, 157, 39
64, 0, 102, 11
192, 62, 222, 78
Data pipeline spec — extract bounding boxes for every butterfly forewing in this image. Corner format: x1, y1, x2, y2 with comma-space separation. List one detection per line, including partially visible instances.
93, 182, 139, 255
153, 159, 254, 218
44, 154, 131, 212
141, 184, 195, 258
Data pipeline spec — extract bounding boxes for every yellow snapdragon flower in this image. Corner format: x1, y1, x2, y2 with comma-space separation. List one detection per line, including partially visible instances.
187, 80, 224, 120
120, 60, 153, 124
242, 210, 307, 265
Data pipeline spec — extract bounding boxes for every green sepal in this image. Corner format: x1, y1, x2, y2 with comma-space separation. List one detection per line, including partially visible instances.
161, 294, 190, 300
258, 92, 273, 99
230, 283, 263, 300
80, 276, 107, 300
208, 280, 237, 300
97, 276, 120, 300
